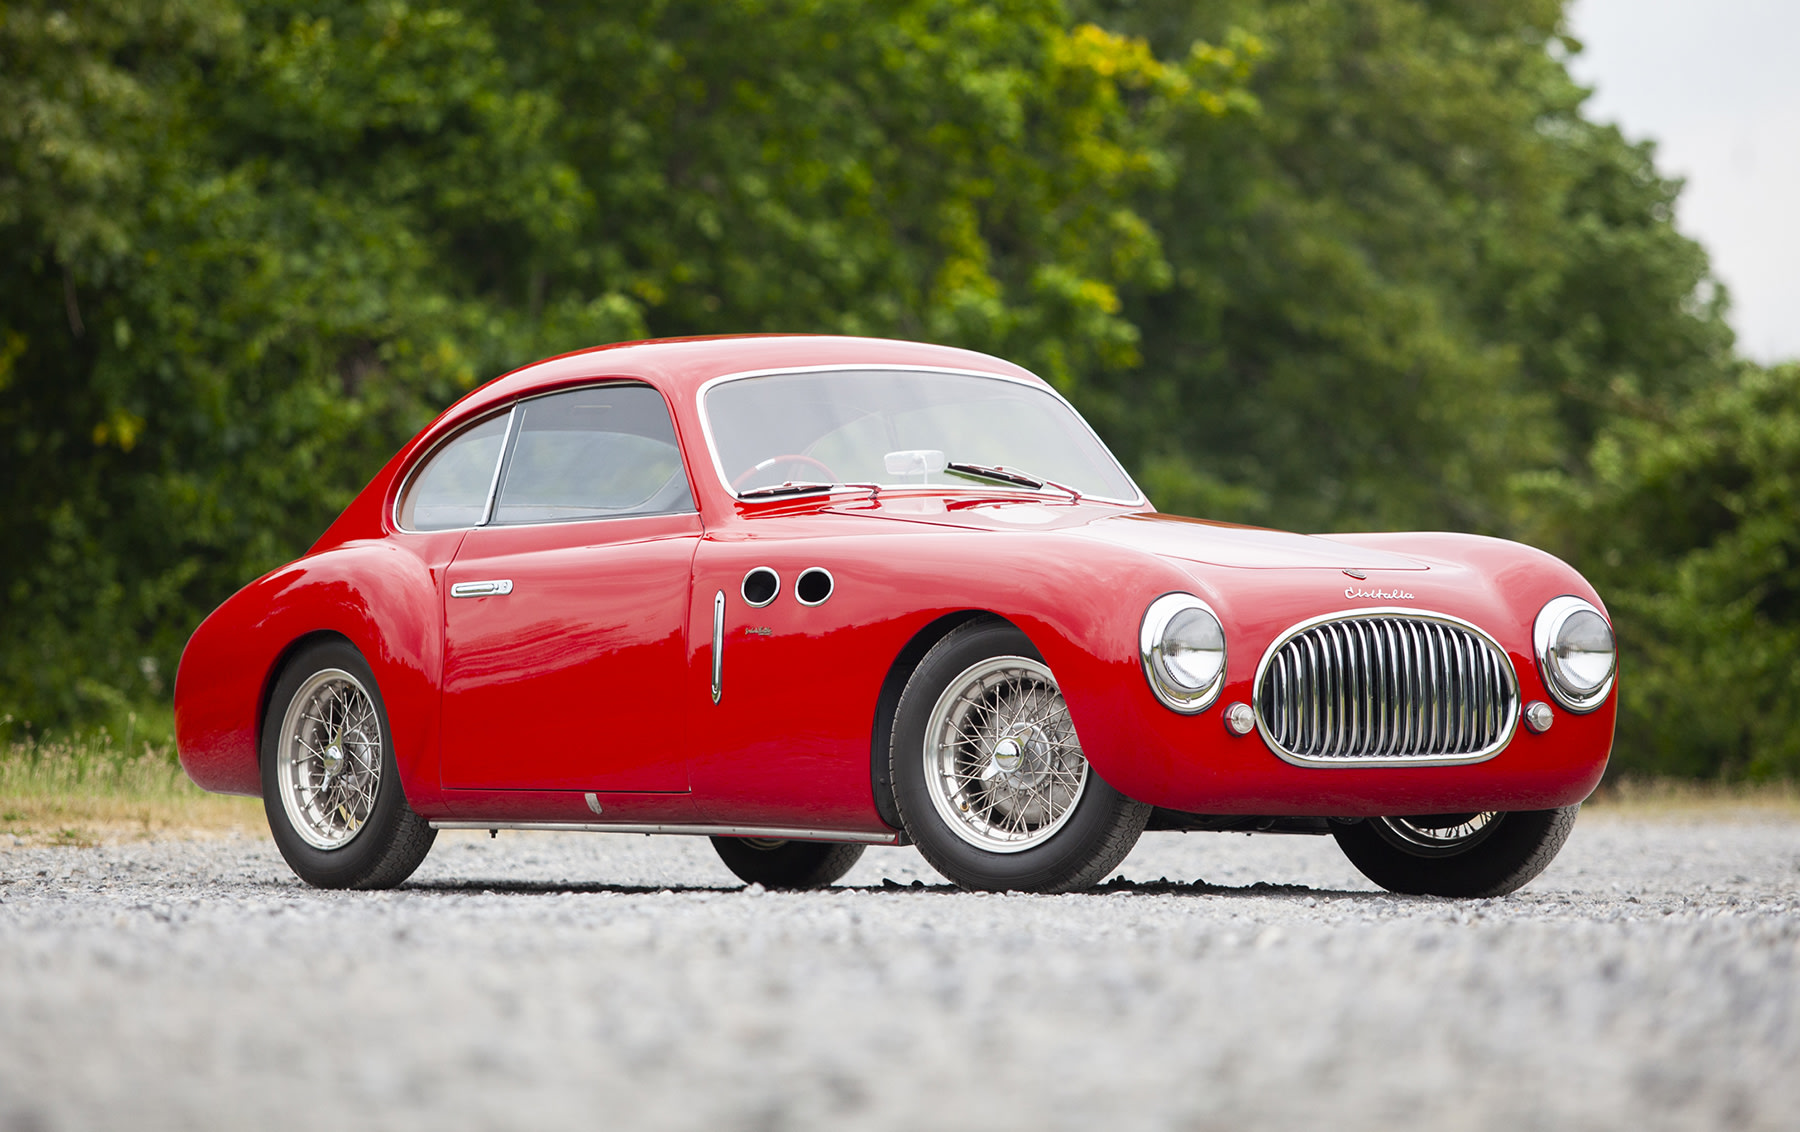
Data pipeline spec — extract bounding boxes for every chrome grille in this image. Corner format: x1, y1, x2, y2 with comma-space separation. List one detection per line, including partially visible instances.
1255, 613, 1519, 766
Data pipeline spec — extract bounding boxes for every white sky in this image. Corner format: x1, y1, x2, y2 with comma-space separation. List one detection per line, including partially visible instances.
1567, 0, 1800, 364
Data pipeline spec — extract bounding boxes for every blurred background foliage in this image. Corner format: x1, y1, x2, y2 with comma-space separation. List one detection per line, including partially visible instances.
0, 0, 1789, 779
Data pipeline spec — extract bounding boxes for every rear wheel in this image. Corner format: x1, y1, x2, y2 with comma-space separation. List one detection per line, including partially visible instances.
261, 639, 436, 890
1331, 806, 1579, 897
710, 837, 865, 889
890, 620, 1150, 893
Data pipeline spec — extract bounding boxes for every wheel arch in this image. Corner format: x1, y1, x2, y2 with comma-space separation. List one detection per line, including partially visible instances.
868, 609, 1023, 832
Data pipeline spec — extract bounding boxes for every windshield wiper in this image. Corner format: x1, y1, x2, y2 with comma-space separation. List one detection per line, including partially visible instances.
738, 481, 836, 499
738, 480, 883, 500
945, 462, 1082, 501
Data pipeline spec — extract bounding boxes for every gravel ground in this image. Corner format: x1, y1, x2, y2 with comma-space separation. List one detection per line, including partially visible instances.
2, 812, 1796, 1132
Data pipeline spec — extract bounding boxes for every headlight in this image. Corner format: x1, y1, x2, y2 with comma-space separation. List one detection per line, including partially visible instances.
1533, 596, 1616, 712
1140, 594, 1227, 713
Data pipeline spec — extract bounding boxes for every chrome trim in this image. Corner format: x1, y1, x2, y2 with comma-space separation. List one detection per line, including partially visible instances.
795, 566, 834, 606
450, 579, 513, 598
479, 405, 521, 526
741, 566, 780, 608
711, 590, 725, 704
1138, 593, 1227, 714
694, 364, 1148, 507
392, 382, 699, 534
1532, 595, 1616, 713
1252, 608, 1521, 767
430, 820, 900, 845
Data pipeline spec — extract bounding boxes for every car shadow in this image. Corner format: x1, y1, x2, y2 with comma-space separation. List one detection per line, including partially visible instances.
375, 876, 1388, 900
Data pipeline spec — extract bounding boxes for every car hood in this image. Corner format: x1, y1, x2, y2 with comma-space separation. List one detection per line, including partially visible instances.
825, 497, 1429, 571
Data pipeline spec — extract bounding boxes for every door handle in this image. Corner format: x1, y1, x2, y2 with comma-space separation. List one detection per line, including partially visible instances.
711, 589, 725, 704
451, 579, 514, 598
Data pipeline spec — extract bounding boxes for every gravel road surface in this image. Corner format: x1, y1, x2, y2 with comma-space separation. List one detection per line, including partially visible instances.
2, 812, 1796, 1131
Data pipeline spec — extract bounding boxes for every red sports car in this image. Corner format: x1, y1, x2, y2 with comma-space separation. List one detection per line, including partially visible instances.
175, 335, 1616, 896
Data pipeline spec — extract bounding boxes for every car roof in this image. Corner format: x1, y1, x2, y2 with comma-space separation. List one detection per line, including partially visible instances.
433, 334, 1045, 432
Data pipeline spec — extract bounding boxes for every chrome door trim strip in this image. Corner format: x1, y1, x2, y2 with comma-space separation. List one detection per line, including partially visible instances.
428, 821, 901, 845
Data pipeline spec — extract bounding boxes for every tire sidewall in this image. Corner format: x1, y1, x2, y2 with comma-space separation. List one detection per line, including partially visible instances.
890, 621, 1139, 892
261, 639, 409, 889
1332, 807, 1577, 897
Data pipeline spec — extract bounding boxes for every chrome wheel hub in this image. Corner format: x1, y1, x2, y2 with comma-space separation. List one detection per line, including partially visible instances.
276, 669, 383, 851
923, 656, 1089, 854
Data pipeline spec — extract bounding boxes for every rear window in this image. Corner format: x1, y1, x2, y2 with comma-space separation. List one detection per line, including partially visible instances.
396, 413, 508, 531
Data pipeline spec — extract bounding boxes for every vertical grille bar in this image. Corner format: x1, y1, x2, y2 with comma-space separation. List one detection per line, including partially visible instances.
1256, 614, 1518, 763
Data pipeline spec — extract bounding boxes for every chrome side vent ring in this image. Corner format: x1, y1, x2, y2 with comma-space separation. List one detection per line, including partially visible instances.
1252, 609, 1520, 767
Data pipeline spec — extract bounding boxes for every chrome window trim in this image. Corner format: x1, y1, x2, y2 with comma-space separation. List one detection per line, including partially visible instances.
1250, 607, 1522, 768
391, 380, 699, 534
1532, 595, 1616, 713
694, 363, 1149, 507
479, 405, 521, 526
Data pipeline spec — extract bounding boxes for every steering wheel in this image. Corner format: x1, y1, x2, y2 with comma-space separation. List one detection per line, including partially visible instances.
732, 454, 838, 491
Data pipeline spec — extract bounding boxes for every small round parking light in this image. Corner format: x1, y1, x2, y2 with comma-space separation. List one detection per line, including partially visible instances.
1523, 701, 1554, 734
1224, 702, 1257, 736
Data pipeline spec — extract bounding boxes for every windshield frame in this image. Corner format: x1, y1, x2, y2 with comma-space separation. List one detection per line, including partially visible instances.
695, 364, 1148, 507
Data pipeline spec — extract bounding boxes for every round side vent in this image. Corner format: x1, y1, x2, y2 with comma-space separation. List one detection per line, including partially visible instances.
741, 567, 780, 607
796, 567, 834, 606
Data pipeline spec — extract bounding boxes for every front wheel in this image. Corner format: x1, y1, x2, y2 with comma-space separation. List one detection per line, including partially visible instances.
889, 620, 1150, 893
261, 639, 437, 889
710, 837, 865, 889
1331, 806, 1579, 897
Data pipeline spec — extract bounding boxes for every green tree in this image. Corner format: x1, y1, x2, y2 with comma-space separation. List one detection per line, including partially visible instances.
0, 0, 1235, 732
1539, 363, 1800, 779
1079, 0, 1734, 536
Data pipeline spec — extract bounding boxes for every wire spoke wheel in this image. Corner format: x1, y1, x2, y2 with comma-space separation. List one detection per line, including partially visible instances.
276, 668, 384, 851
923, 656, 1090, 853
1372, 812, 1502, 858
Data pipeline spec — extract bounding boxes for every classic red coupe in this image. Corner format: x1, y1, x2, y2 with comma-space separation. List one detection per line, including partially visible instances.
175, 335, 1616, 896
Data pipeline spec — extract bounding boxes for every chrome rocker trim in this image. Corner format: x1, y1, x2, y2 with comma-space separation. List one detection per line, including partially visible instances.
428, 820, 901, 845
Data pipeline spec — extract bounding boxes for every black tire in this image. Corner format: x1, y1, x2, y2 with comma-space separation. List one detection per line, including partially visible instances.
889, 620, 1150, 893
1331, 806, 1579, 897
710, 837, 866, 889
261, 639, 437, 890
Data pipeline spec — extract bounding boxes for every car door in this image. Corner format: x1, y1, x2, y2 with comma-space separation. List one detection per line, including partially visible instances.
439, 383, 701, 793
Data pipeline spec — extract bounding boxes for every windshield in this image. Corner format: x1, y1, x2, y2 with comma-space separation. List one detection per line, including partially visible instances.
703, 369, 1141, 500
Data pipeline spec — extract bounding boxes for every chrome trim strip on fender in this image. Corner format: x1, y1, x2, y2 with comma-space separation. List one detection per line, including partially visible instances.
450, 579, 513, 598
711, 589, 725, 704
1251, 607, 1521, 768
429, 821, 901, 845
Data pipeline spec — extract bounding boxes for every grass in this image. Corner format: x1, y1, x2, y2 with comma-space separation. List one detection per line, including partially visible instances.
3, 731, 1795, 849
1582, 776, 1800, 820
1, 732, 264, 848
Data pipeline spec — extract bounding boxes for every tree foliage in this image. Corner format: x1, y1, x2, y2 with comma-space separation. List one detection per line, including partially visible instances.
0, 0, 1782, 778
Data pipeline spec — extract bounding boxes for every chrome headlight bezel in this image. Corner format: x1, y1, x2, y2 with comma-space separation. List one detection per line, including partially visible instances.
1139, 593, 1227, 714
1532, 595, 1616, 713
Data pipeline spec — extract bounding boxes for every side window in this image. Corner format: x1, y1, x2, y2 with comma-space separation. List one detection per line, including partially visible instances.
490, 385, 693, 525
397, 412, 509, 531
